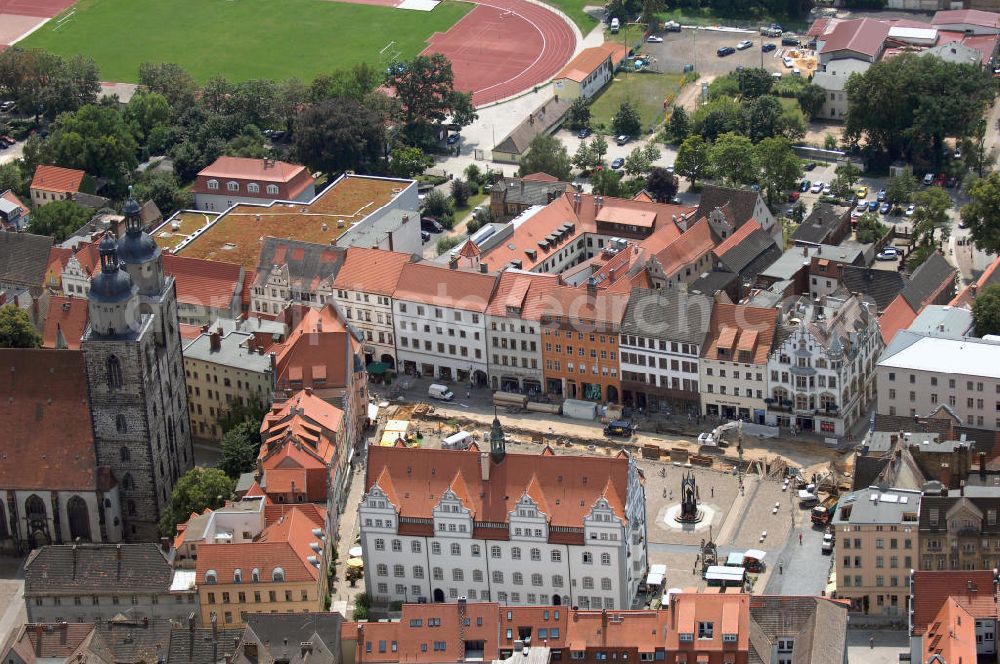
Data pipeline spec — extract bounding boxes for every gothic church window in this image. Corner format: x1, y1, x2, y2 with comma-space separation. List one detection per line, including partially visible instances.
107, 356, 123, 391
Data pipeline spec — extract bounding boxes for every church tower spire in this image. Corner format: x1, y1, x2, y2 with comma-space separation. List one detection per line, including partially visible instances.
490, 407, 506, 463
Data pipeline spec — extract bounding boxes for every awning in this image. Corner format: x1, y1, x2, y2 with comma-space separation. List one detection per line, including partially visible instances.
649, 564, 667, 576
367, 403, 379, 422
705, 566, 745, 582
645, 572, 664, 586
347, 558, 364, 568
726, 552, 744, 566
744, 549, 767, 561
366, 362, 390, 375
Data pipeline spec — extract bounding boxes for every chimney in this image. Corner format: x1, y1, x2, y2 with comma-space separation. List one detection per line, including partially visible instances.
210, 331, 221, 352
304, 387, 313, 396
981, 452, 988, 481
480, 451, 490, 481
480, 263, 488, 273
160, 537, 170, 553
388, 229, 394, 252
34, 624, 43, 655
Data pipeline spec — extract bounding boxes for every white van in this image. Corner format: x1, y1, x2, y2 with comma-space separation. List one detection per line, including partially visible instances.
442, 430, 473, 450
428, 384, 454, 401
610, 18, 620, 33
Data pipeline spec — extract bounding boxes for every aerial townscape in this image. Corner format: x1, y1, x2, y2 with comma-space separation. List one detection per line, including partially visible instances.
4, 0, 1000, 663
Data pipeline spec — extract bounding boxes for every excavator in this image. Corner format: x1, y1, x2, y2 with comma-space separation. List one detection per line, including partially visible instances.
697, 419, 742, 448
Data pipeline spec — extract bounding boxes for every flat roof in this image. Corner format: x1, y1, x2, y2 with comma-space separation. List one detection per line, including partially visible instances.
879, 335, 1000, 379
154, 211, 221, 251
888, 26, 937, 39
174, 175, 411, 269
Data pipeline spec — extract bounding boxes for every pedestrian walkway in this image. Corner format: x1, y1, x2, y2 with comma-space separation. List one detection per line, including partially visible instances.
330, 456, 368, 617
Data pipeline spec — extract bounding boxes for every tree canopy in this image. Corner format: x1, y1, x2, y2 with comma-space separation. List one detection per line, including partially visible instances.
0, 49, 100, 120
754, 136, 800, 207
387, 54, 476, 146
518, 133, 572, 182
675, 135, 711, 186
709, 132, 756, 186
972, 284, 1000, 338
961, 172, 1000, 255
645, 167, 679, 203
0, 305, 41, 348
293, 97, 387, 176
612, 100, 642, 137
218, 421, 263, 480
30, 200, 93, 242
160, 467, 236, 535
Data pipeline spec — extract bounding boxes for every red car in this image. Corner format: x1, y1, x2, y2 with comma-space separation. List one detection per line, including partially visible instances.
788, 191, 800, 203
932, 174, 947, 187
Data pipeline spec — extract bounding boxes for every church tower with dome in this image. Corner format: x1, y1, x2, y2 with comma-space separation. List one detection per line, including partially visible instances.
81, 198, 194, 541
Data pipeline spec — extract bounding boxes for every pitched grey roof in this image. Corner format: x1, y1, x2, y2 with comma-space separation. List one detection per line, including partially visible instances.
168, 626, 242, 664
24, 544, 173, 594
792, 203, 847, 244
840, 265, 906, 311
495, 177, 570, 207
901, 253, 956, 311
853, 455, 890, 491
920, 495, 1000, 533
620, 287, 712, 344
689, 270, 738, 296
0, 231, 53, 291
695, 185, 760, 230
234, 613, 343, 664
255, 237, 346, 291
717, 228, 781, 276
493, 97, 571, 155
95, 617, 172, 664
748, 597, 849, 664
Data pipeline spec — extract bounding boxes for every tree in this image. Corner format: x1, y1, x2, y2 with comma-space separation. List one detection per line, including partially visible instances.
572, 140, 598, 173
911, 187, 952, 247
218, 421, 262, 479
29, 200, 92, 242
138, 62, 197, 110
168, 140, 207, 183
591, 167, 623, 197
451, 179, 471, 207
159, 467, 235, 535
624, 146, 652, 177
743, 95, 783, 143
0, 162, 21, 197
387, 54, 469, 145
125, 91, 171, 145
665, 106, 690, 144
218, 398, 267, 434
591, 135, 609, 164
640, 0, 664, 26
965, 117, 997, 178
0, 305, 41, 348
754, 136, 801, 207
0, 49, 99, 120
566, 97, 591, 130
972, 284, 1000, 338
645, 167, 678, 203
612, 100, 642, 137
422, 189, 452, 220
39, 104, 139, 188
464, 164, 483, 186
389, 145, 432, 179
791, 200, 807, 223
855, 212, 887, 244
709, 132, 756, 186
796, 83, 827, 120
133, 171, 190, 216
675, 135, 711, 186
834, 162, 862, 189
691, 97, 742, 141
293, 98, 386, 176
737, 68, 773, 100
886, 168, 918, 206
961, 172, 1000, 255
518, 133, 572, 181
309, 63, 382, 102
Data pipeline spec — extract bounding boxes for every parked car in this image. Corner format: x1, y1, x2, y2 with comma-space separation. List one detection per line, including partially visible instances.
604, 419, 637, 437
799, 180, 811, 192
664, 20, 681, 32
822, 183, 831, 195
616, 134, 630, 145
781, 35, 800, 46
446, 133, 461, 145
855, 186, 868, 198
788, 191, 800, 203
876, 188, 886, 202
855, 200, 868, 212
421, 230, 431, 243
717, 46, 736, 57
577, 127, 592, 139
762, 42, 777, 53
879, 202, 891, 214
905, 204, 916, 216
611, 157, 625, 170
954, 147, 962, 159
867, 200, 879, 212
0, 101, 14, 113
876, 247, 901, 261
421, 217, 444, 233
804, 162, 817, 171
810, 181, 824, 193
737, 39, 753, 50
646, 35, 664, 43
922, 172, 935, 185
782, 56, 794, 68
959, 219, 969, 229
933, 174, 947, 187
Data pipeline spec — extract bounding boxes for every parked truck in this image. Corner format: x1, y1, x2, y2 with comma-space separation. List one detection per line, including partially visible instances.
811, 496, 838, 526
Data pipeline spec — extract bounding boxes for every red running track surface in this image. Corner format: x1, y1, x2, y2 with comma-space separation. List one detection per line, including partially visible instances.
421, 0, 575, 107
0, 0, 76, 17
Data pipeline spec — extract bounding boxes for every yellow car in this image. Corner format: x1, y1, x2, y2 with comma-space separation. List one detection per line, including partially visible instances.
855, 186, 868, 198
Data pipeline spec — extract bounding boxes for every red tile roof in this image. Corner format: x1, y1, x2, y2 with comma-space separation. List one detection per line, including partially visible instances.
484, 270, 562, 321
522, 172, 560, 182
45, 246, 73, 289
42, 295, 88, 350
393, 263, 498, 311
30, 165, 86, 194
911, 570, 997, 637
0, 349, 97, 491
271, 304, 354, 394
654, 217, 714, 278
923, 598, 977, 664
665, 593, 750, 651
713, 218, 761, 259
820, 18, 892, 57
556, 43, 627, 82
932, 9, 1000, 29
1, 189, 27, 215
879, 294, 918, 344
702, 302, 778, 365
193, 157, 314, 200
333, 247, 414, 295
537, 284, 629, 328
951, 255, 1000, 307
162, 254, 243, 311
195, 505, 324, 585
365, 445, 633, 528
3, 623, 100, 663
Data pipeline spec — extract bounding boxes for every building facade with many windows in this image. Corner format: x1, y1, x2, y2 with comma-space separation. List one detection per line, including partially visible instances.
360, 439, 647, 610
918, 489, 1000, 572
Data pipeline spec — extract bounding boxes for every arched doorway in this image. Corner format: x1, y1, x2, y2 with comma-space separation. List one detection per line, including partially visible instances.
380, 354, 396, 369
552, 594, 562, 606
606, 386, 619, 404
25, 495, 48, 549
473, 370, 488, 387
433, 588, 445, 603
67, 496, 91, 542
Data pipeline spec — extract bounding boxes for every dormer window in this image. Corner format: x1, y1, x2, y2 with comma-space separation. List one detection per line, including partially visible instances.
247, 183, 260, 193
227, 181, 239, 192
272, 567, 285, 582
205, 570, 218, 584
266, 184, 279, 195
207, 179, 219, 190
251, 568, 260, 582
233, 569, 242, 584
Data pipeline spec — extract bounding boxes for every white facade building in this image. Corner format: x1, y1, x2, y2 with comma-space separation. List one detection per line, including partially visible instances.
765, 294, 881, 437
360, 439, 647, 609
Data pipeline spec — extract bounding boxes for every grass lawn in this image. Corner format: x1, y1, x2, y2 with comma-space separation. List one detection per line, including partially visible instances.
657, 8, 810, 33
777, 96, 806, 126
538, 0, 598, 32
20, 0, 472, 83
589, 72, 685, 134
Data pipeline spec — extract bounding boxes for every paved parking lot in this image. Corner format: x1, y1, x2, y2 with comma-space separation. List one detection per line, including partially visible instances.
642, 28, 794, 76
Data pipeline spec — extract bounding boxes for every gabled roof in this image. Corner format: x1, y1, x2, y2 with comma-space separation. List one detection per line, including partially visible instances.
695, 185, 761, 231
493, 97, 572, 155
537, 284, 629, 328
0, 349, 97, 491
235, 613, 343, 664
1, 624, 111, 664
819, 18, 892, 57
840, 265, 907, 312
713, 218, 761, 258
932, 9, 1000, 28
911, 570, 998, 637
332, 246, 415, 295
555, 42, 627, 82
194, 157, 314, 199
164, 254, 243, 311
42, 295, 88, 349
31, 165, 86, 194
255, 237, 346, 293
167, 625, 242, 664
901, 253, 956, 311
620, 287, 712, 345
365, 445, 632, 527
792, 202, 848, 244
654, 217, 714, 277
0, 232, 53, 290
484, 270, 561, 321
950, 254, 1000, 308
25, 544, 172, 593
393, 263, 497, 311
271, 304, 354, 392
879, 294, 918, 344
95, 617, 172, 664
748, 597, 849, 664
715, 223, 780, 277
701, 302, 778, 365
260, 388, 344, 468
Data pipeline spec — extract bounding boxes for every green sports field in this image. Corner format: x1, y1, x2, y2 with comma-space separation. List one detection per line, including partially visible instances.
20, 0, 473, 83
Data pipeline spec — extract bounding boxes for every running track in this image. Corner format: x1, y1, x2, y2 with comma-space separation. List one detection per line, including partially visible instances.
421, 0, 576, 107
